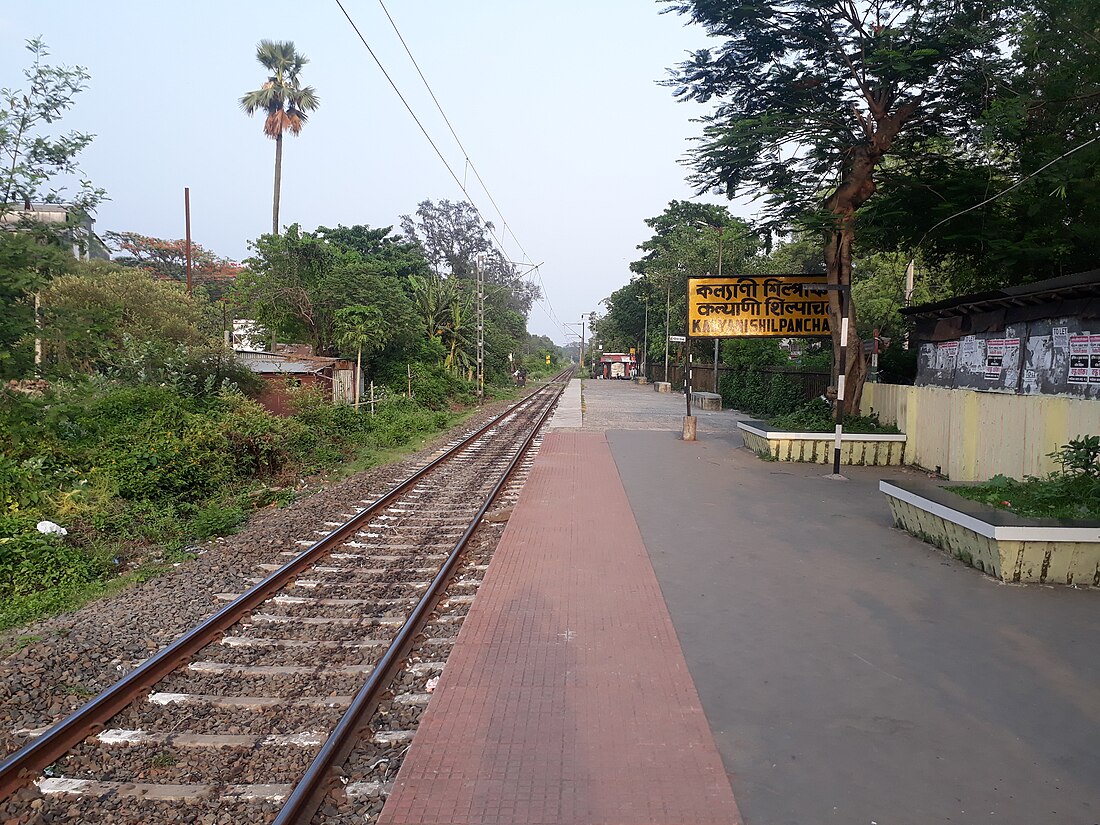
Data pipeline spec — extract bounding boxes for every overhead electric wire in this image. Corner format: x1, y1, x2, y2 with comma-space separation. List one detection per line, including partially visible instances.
333, 0, 569, 338
373, 0, 566, 335
375, 0, 529, 260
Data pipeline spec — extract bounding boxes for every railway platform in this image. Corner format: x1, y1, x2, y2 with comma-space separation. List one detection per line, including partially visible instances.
379, 378, 1100, 825
378, 379, 740, 824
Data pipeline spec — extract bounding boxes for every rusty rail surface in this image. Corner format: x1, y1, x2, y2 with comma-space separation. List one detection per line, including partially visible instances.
273, 374, 567, 824
0, 373, 570, 803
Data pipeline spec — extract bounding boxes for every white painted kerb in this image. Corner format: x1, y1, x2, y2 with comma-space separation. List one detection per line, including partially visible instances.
880, 481, 1100, 543
739, 422, 906, 442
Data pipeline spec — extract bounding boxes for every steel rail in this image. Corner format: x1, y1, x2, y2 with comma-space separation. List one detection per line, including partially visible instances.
0, 376, 568, 802
272, 377, 567, 824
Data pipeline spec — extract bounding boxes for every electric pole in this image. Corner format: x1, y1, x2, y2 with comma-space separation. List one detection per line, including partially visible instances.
184, 187, 193, 294
714, 227, 723, 392
476, 253, 485, 403
580, 314, 587, 374
663, 284, 671, 383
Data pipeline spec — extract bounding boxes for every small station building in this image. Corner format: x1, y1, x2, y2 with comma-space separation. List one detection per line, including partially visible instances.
596, 352, 637, 379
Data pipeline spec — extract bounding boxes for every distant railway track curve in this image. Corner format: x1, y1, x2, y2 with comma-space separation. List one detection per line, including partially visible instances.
0, 370, 572, 824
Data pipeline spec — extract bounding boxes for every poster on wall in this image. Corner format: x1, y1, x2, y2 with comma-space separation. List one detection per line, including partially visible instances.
984, 339, 1005, 380
1091, 334, 1100, 384
1001, 338, 1021, 388
935, 341, 959, 371
1052, 326, 1069, 349
1068, 334, 1090, 384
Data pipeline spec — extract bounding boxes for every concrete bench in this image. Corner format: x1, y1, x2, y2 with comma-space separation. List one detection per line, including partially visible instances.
654, 382, 672, 393
690, 391, 722, 411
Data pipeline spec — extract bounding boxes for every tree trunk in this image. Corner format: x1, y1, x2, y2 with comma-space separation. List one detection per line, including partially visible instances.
355, 345, 361, 411
272, 132, 283, 236
823, 216, 867, 416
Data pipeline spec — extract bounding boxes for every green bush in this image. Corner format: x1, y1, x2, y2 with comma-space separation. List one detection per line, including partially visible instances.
0, 514, 106, 598
372, 359, 473, 411
0, 371, 460, 631
87, 498, 187, 549
187, 501, 246, 540
954, 436, 1100, 520
101, 416, 232, 502
769, 398, 901, 434
719, 370, 803, 418
878, 344, 918, 385
216, 392, 302, 477
0, 455, 51, 512
716, 339, 807, 418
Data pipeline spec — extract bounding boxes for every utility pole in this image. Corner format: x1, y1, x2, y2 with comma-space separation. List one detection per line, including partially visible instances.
33, 291, 42, 374
580, 314, 587, 374
476, 253, 485, 403
184, 187, 193, 294
663, 284, 671, 383
903, 258, 915, 350
642, 294, 649, 379
714, 227, 723, 392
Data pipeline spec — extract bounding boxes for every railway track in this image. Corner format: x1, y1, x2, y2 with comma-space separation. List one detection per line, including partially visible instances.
0, 373, 570, 824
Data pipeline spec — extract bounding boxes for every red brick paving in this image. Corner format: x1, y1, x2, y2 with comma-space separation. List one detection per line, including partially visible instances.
377, 431, 742, 825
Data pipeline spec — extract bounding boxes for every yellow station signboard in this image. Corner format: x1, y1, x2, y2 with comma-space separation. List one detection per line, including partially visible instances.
687, 275, 831, 338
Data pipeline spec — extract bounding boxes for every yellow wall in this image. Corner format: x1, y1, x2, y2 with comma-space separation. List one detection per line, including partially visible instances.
862, 384, 1100, 481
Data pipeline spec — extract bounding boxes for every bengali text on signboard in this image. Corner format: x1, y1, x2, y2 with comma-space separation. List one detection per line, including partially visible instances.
687, 276, 831, 338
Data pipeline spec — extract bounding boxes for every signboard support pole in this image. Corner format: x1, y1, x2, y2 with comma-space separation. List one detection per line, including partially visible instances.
870, 328, 879, 383
663, 285, 670, 383
829, 286, 850, 479
713, 338, 719, 393
686, 352, 693, 417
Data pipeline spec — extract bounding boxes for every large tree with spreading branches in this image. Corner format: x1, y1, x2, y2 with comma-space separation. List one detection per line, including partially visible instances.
663, 0, 1010, 411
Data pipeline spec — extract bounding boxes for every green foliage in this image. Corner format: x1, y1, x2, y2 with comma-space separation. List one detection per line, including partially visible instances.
859, 0, 1100, 291
1, 37, 105, 217
0, 514, 106, 598
716, 339, 802, 417
955, 436, 1100, 520
400, 199, 541, 317
236, 225, 420, 360
286, 387, 450, 467
850, 252, 948, 341
768, 399, 901, 435
101, 415, 231, 502
315, 224, 429, 280
0, 230, 72, 379
35, 261, 256, 396
663, 2, 1009, 231
187, 502, 246, 541
0, 455, 44, 512
240, 39, 320, 141
0, 374, 459, 631
1048, 435, 1100, 479
720, 369, 803, 419
877, 343, 918, 386
622, 201, 760, 356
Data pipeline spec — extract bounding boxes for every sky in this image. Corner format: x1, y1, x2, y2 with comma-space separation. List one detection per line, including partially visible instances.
0, 1, 747, 344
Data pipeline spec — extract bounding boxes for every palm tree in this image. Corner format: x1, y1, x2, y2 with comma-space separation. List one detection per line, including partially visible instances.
410, 274, 474, 375
240, 40, 319, 235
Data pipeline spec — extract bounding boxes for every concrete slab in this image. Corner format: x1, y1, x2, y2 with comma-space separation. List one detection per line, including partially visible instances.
547, 378, 582, 429
577, 377, 747, 434
608, 428, 1100, 825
